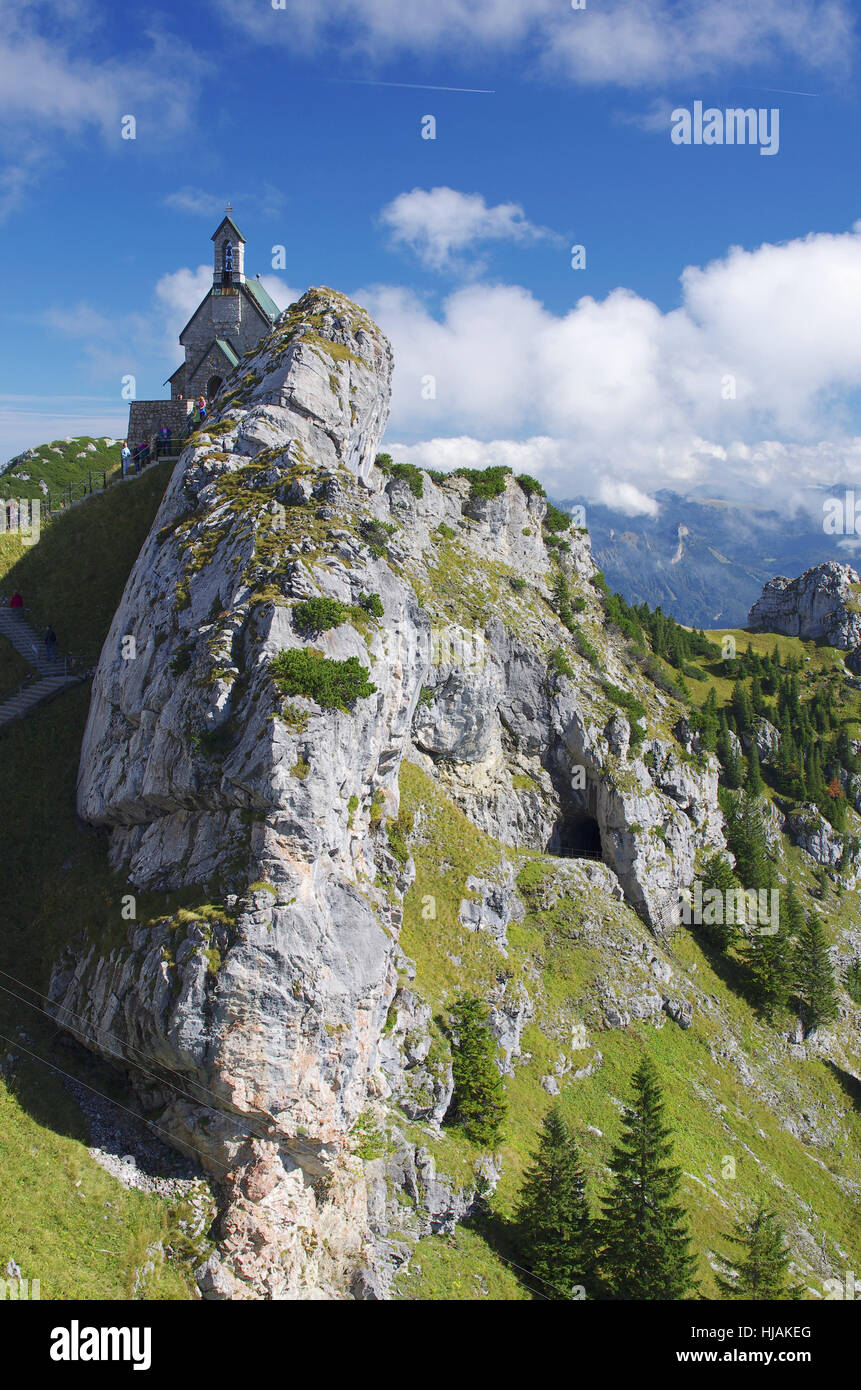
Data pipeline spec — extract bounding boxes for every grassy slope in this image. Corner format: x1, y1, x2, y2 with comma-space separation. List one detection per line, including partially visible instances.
1, 436, 122, 502
0, 641, 33, 701
0, 456, 204, 1299
0, 458, 173, 663
392, 755, 861, 1302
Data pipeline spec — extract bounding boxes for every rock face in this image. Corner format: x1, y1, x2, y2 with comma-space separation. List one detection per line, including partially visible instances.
741, 717, 781, 765
48, 285, 726, 1298
52, 290, 413, 1296
748, 562, 861, 650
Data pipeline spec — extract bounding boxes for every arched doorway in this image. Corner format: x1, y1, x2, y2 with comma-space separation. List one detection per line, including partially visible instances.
206, 374, 223, 400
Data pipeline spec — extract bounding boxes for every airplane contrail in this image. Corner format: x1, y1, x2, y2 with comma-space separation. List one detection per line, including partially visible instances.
325, 78, 495, 94
741, 86, 819, 97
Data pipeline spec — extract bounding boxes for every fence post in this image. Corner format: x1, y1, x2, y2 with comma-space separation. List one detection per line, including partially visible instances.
68, 482, 72, 505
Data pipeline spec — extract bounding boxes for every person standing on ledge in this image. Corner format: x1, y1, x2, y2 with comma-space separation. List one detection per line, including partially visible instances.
121, 441, 131, 477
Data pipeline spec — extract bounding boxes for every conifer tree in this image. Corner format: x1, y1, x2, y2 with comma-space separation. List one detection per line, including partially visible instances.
515, 1105, 594, 1300
793, 914, 839, 1037
845, 956, 861, 1006
744, 887, 792, 1019
805, 744, 827, 806
823, 776, 847, 832
732, 681, 755, 732
788, 673, 801, 717
746, 741, 764, 797
722, 791, 775, 890
698, 687, 719, 752
776, 713, 798, 793
717, 715, 744, 790
783, 880, 806, 941
599, 1056, 698, 1300
699, 853, 740, 952
716, 1202, 802, 1300
447, 995, 507, 1146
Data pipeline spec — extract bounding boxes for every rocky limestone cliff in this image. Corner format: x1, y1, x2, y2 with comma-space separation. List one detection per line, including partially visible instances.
48, 287, 726, 1298
748, 562, 861, 650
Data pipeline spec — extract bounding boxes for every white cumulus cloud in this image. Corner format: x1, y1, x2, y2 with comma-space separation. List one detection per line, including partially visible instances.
222, 0, 853, 87
359, 220, 861, 506
380, 187, 558, 272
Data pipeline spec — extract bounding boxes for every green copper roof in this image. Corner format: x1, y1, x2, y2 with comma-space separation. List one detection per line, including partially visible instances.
245, 277, 280, 322
215, 338, 240, 367
211, 214, 245, 243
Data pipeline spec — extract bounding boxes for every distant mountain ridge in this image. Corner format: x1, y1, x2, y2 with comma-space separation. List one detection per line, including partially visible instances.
562, 488, 853, 628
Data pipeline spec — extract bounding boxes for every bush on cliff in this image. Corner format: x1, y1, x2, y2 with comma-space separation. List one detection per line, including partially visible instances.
293, 596, 349, 633
270, 647, 377, 710
543, 502, 572, 533
455, 465, 512, 501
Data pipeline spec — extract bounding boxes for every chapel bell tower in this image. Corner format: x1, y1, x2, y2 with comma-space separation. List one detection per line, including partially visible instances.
212, 203, 246, 290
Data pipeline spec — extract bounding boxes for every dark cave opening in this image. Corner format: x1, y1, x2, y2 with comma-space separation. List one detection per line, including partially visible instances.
548, 813, 603, 860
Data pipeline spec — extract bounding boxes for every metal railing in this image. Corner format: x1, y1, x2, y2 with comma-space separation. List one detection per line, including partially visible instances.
0, 599, 88, 681
0, 435, 186, 525
552, 847, 604, 860
2, 416, 202, 527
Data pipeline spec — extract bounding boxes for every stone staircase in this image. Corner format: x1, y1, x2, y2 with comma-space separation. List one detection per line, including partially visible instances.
0, 605, 83, 728
0, 672, 80, 725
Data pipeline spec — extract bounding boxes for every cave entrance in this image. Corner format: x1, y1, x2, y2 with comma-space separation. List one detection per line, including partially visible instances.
549, 813, 603, 860
207, 374, 224, 400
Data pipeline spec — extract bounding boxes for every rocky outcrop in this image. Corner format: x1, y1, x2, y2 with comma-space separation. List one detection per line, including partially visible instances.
377, 987, 452, 1125
51, 290, 413, 1297
389, 488, 725, 933
783, 802, 861, 885
740, 717, 781, 765
748, 562, 861, 650
47, 285, 726, 1299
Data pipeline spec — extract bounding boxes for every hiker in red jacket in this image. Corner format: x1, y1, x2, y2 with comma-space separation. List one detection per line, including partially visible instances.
9, 591, 22, 609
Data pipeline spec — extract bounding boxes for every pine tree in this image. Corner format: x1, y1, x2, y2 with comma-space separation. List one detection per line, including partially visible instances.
744, 885, 792, 1019
599, 1056, 698, 1300
823, 776, 847, 832
698, 688, 719, 752
699, 853, 741, 952
793, 914, 839, 1037
783, 880, 806, 940
845, 956, 861, 1006
788, 673, 801, 717
716, 1202, 802, 1300
717, 715, 744, 790
722, 791, 775, 890
447, 995, 507, 1146
732, 681, 755, 732
515, 1105, 594, 1299
746, 741, 764, 797
806, 745, 827, 805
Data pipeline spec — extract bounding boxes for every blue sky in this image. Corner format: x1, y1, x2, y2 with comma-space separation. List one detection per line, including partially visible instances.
4, 0, 861, 511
